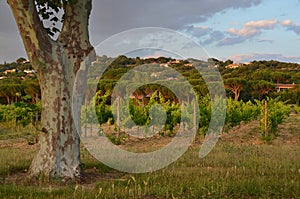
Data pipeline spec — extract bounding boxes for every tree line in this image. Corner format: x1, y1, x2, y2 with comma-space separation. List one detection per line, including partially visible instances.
2, 56, 300, 106
0, 58, 39, 105
90, 56, 300, 104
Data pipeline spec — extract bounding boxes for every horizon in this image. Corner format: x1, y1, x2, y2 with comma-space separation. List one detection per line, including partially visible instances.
2, 55, 300, 66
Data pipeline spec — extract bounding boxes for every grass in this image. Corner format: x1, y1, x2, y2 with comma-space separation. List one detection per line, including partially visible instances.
89, 144, 300, 199
0, 117, 300, 198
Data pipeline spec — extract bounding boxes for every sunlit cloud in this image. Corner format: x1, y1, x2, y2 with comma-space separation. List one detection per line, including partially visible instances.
218, 19, 278, 46
282, 19, 300, 35
229, 53, 300, 63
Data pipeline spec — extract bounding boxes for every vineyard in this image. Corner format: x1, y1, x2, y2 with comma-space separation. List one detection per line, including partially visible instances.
81, 92, 294, 143
0, 93, 293, 143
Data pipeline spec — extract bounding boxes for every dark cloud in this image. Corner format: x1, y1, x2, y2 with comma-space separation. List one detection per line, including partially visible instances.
0, 0, 263, 62
202, 31, 226, 45
0, 32, 27, 63
286, 24, 300, 35
183, 25, 212, 38
90, 0, 262, 44
281, 20, 300, 35
217, 36, 247, 46
0, 1, 27, 62
0, 2, 18, 34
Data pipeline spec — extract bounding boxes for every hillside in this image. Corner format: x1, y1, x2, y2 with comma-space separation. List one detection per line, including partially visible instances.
1, 56, 300, 104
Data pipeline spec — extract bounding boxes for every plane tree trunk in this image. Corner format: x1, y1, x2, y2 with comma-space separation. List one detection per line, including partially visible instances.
7, 0, 94, 179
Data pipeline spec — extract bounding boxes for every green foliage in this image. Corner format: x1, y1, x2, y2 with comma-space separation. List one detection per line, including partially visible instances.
1, 56, 300, 105
290, 84, 300, 105
198, 97, 260, 135
271, 72, 291, 83
95, 91, 113, 126
251, 70, 272, 81
81, 91, 113, 128
198, 96, 211, 135
129, 100, 148, 126
0, 84, 24, 100
105, 134, 126, 145
226, 98, 260, 128
1, 56, 299, 142
294, 105, 300, 114
224, 78, 247, 100
16, 57, 27, 64
4, 56, 291, 107
250, 80, 275, 100
0, 102, 41, 128
126, 92, 181, 134
256, 98, 291, 141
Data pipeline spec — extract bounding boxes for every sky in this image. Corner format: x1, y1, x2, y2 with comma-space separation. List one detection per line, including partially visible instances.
0, 0, 300, 63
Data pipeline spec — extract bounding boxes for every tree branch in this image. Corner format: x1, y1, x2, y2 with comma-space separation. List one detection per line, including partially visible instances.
7, 0, 54, 69
58, 0, 93, 71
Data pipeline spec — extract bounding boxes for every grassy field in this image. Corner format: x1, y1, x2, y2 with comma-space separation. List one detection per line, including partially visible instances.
0, 115, 300, 198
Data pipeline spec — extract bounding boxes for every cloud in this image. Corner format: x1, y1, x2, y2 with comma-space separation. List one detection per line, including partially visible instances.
256, 39, 274, 44
0, 32, 27, 63
90, 0, 263, 44
228, 27, 259, 37
229, 19, 277, 36
215, 19, 300, 46
217, 19, 278, 46
183, 19, 282, 47
185, 18, 300, 47
282, 19, 292, 26
218, 36, 247, 46
180, 25, 226, 45
201, 31, 226, 45
229, 53, 300, 63
245, 20, 278, 28
183, 25, 212, 38
228, 19, 278, 37
281, 19, 300, 35
0, 1, 27, 62
0, 0, 263, 62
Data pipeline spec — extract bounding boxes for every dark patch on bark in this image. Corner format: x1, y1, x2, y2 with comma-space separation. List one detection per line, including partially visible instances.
20, 0, 29, 9
51, 76, 57, 87
41, 127, 48, 134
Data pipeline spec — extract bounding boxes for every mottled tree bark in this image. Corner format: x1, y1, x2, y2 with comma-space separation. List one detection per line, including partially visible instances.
7, 0, 94, 179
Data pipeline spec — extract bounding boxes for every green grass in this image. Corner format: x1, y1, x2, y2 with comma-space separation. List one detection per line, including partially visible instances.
84, 145, 298, 199
0, 124, 299, 198
0, 147, 34, 176
0, 122, 35, 140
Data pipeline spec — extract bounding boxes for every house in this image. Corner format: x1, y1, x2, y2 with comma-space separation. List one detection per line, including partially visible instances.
225, 63, 243, 69
24, 69, 35, 74
3, 69, 16, 74
168, 60, 181, 64
184, 63, 193, 67
275, 83, 295, 92
22, 60, 30, 64
160, 63, 170, 68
